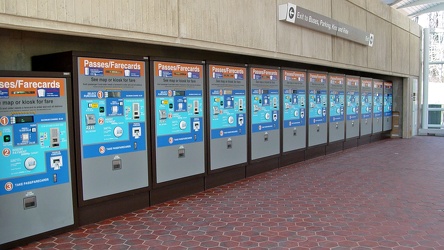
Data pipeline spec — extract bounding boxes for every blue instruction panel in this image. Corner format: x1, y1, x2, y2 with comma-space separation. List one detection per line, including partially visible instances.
329, 75, 345, 123
283, 70, 306, 128
383, 81, 393, 117
346, 76, 360, 121
209, 65, 246, 139
208, 65, 247, 170
308, 74, 327, 125
153, 61, 205, 183
373, 80, 383, 119
154, 62, 204, 147
250, 68, 280, 133
361, 78, 373, 120
0, 77, 70, 196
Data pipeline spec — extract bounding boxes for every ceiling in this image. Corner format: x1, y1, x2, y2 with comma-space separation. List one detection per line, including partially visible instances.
381, 0, 444, 17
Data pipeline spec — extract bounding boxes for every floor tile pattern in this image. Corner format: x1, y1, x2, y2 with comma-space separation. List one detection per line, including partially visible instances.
16, 137, 444, 249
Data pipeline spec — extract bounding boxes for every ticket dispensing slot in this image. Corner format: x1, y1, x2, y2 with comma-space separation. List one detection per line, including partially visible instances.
227, 138, 232, 149
23, 196, 37, 210
112, 158, 122, 170
178, 145, 185, 158
264, 132, 269, 141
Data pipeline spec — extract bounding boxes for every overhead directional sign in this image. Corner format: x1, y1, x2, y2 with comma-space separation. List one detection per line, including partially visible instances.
279, 3, 374, 47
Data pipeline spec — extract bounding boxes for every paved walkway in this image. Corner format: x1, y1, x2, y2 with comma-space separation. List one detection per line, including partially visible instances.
16, 136, 444, 249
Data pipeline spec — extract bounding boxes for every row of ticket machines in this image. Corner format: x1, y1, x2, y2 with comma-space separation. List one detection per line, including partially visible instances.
0, 52, 392, 247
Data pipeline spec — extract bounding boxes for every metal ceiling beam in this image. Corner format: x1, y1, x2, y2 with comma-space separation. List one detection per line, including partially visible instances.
398, 0, 444, 9
389, 0, 405, 6
408, 3, 444, 16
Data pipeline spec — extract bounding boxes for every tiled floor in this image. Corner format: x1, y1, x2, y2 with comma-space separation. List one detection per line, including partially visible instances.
16, 136, 444, 250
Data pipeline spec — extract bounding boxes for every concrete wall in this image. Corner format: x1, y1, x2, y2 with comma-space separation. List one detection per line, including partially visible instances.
0, 0, 421, 78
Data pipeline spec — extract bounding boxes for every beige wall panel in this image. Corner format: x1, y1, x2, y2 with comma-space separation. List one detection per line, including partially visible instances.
347, 0, 366, 9
27, 0, 38, 18
6, 0, 179, 37
47, 0, 57, 21
144, 0, 178, 37
112, 0, 122, 30
292, 0, 332, 17
65, 1, 75, 23
367, 13, 392, 71
77, 0, 91, 25
91, 1, 100, 26
5, 0, 17, 14
134, 0, 143, 33
276, 20, 303, 57
333, 38, 368, 67
332, 0, 367, 67
366, 0, 391, 22
410, 21, 421, 37
301, 29, 332, 61
16, 0, 26, 16
410, 34, 420, 76
333, 0, 366, 31
121, 1, 130, 31
391, 26, 410, 74
55, 0, 66, 22
179, 0, 276, 51
0, 0, 4, 13
391, 8, 409, 31
37, 0, 48, 19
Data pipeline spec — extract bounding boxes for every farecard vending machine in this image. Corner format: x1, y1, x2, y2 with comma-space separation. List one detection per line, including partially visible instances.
0, 72, 75, 247
73, 56, 149, 201
32, 52, 150, 223
152, 60, 205, 185
307, 72, 328, 147
208, 64, 247, 171
345, 76, 360, 139
372, 80, 384, 134
249, 67, 280, 161
383, 81, 393, 132
281, 69, 306, 153
327, 74, 345, 144
360, 78, 373, 136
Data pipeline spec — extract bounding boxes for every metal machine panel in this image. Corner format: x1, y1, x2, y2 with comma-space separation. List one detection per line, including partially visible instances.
383, 81, 393, 131
308, 72, 328, 147
77, 57, 149, 200
208, 64, 247, 170
360, 78, 373, 136
372, 79, 384, 133
282, 69, 306, 152
328, 74, 345, 143
153, 61, 205, 183
345, 76, 360, 139
250, 67, 280, 160
0, 73, 74, 245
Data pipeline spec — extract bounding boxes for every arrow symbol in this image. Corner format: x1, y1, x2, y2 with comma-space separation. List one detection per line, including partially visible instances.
288, 7, 295, 19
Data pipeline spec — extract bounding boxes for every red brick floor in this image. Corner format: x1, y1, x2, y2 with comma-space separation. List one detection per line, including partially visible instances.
15, 136, 444, 249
